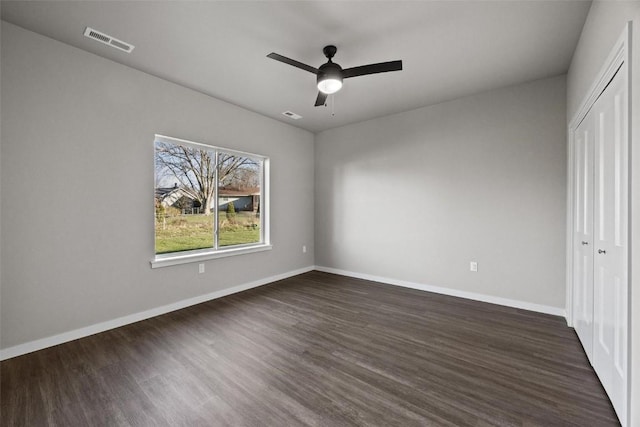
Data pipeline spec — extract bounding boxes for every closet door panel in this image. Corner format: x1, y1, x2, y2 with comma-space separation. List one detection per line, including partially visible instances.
592, 66, 627, 422
573, 110, 595, 361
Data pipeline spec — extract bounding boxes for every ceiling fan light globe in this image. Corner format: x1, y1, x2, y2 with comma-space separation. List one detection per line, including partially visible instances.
318, 78, 342, 94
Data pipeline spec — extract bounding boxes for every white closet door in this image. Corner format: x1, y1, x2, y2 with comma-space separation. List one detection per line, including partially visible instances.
573, 109, 595, 361
592, 66, 628, 422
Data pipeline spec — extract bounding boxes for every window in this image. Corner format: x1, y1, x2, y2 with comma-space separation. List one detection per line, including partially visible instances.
152, 135, 269, 267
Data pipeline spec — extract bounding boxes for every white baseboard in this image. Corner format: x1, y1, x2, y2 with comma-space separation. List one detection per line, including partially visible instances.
0, 266, 315, 361
314, 266, 566, 318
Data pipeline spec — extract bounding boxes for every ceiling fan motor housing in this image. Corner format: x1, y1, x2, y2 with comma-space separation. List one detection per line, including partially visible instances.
317, 62, 343, 94
317, 62, 343, 85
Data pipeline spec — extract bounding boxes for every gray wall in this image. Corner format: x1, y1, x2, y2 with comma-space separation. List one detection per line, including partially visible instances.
0, 23, 315, 349
0, 20, 3, 346
315, 75, 567, 309
567, 2, 640, 422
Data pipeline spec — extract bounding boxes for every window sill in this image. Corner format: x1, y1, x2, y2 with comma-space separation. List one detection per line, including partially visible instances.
150, 244, 272, 269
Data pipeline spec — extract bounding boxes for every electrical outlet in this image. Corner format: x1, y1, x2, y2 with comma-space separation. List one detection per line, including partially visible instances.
198, 263, 205, 274
302, 245, 307, 253
470, 261, 478, 272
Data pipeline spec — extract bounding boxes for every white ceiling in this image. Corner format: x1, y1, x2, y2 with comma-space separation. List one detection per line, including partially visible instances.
1, 1, 591, 133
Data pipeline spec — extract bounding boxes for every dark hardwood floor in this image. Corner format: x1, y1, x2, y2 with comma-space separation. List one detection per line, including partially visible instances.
1, 271, 619, 426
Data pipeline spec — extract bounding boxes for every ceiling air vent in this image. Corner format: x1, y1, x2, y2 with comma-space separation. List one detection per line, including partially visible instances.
83, 27, 134, 53
282, 111, 302, 120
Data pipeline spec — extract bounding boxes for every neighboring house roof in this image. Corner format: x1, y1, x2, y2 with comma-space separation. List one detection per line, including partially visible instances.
219, 187, 260, 197
155, 186, 178, 199
155, 186, 193, 207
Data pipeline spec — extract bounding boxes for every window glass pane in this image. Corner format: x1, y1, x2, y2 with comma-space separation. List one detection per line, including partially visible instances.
217, 153, 261, 247
154, 141, 215, 254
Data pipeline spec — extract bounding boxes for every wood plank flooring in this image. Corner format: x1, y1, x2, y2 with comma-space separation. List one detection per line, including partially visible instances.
1, 271, 619, 426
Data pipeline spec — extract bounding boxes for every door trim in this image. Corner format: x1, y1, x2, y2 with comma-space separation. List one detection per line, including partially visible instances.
566, 21, 631, 426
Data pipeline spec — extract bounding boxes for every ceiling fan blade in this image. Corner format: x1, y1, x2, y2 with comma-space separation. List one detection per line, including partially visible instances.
315, 92, 328, 107
342, 60, 403, 79
267, 53, 318, 74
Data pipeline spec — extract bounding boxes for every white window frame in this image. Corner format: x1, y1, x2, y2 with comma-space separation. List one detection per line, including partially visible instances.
151, 135, 271, 268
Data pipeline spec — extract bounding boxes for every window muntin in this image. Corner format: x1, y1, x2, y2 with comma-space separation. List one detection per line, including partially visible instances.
154, 135, 266, 258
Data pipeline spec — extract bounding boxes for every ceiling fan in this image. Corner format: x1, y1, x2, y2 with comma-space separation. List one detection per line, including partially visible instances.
267, 45, 403, 107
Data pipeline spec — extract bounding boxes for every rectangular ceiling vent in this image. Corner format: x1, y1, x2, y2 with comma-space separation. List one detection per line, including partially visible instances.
282, 111, 302, 120
83, 27, 134, 53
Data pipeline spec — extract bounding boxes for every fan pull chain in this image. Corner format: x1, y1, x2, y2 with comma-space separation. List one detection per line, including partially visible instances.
331, 94, 335, 116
